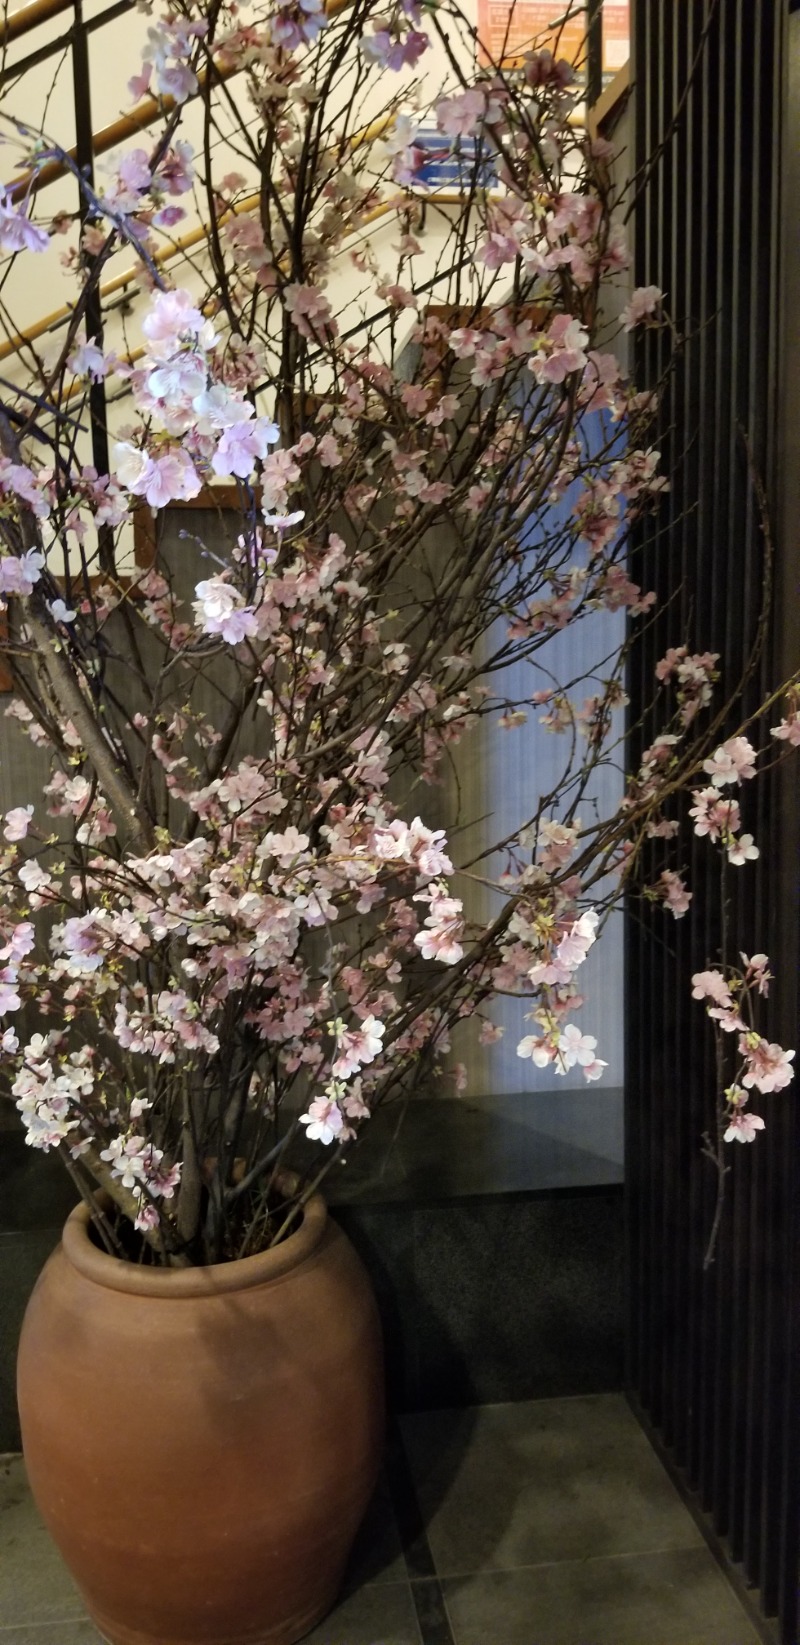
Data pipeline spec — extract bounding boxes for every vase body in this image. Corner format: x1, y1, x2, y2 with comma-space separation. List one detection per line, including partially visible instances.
17, 1194, 384, 1645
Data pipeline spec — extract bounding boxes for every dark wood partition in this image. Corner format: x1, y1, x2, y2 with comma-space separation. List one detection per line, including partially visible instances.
625, 3, 800, 1639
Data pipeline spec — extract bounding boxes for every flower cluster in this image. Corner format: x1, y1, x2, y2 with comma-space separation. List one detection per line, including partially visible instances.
0, 0, 793, 1268
691, 958, 794, 1145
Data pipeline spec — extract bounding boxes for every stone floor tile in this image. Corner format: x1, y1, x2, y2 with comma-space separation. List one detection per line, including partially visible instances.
341, 1472, 409, 1590
302, 1578, 422, 1644
440, 1549, 761, 1645
0, 1456, 85, 1628
401, 1394, 704, 1575
409, 1578, 458, 1645
0, 1626, 105, 1643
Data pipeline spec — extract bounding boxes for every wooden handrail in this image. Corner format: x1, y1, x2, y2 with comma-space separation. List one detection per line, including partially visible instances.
7, 0, 355, 202
0, 194, 261, 361
0, 112, 396, 360
0, 0, 76, 46
9, 60, 239, 203
587, 60, 630, 139
51, 187, 470, 402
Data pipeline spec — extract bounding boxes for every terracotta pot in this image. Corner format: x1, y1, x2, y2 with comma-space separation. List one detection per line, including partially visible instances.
17, 1192, 384, 1645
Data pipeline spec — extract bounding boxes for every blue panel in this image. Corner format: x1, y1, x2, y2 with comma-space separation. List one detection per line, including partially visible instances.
413, 128, 498, 190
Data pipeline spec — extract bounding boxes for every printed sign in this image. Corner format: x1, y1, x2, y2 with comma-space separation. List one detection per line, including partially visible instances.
413, 129, 499, 192
602, 1, 629, 76
476, 1, 586, 71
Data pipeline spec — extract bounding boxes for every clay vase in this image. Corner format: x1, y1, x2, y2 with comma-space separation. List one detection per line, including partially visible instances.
17, 1191, 384, 1645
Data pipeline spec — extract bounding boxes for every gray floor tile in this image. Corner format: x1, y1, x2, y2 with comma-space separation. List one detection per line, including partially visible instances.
0, 1456, 85, 1628
440, 1550, 761, 1645
342, 1473, 409, 1590
303, 1579, 422, 1644
0, 1626, 105, 1643
401, 1395, 704, 1575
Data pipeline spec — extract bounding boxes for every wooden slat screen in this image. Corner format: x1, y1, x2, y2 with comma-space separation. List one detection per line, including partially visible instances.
625, 3, 799, 1640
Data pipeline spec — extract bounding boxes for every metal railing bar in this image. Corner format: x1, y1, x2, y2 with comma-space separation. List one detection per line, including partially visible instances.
0, 20, 73, 81
0, 111, 398, 360
7, 60, 237, 202
6, 0, 356, 203
81, 0, 131, 35
0, 0, 132, 84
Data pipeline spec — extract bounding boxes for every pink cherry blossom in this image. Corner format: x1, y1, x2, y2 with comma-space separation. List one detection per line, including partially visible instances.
0, 462, 50, 518
740, 1038, 795, 1094
211, 416, 280, 478
658, 870, 692, 917
385, 115, 427, 185
413, 884, 464, 965
284, 284, 336, 341
523, 48, 574, 88
135, 15, 206, 103
708, 1005, 746, 1034
557, 1023, 600, 1071
0, 974, 22, 1014
272, 0, 327, 49
0, 551, 45, 595
156, 141, 195, 196
299, 1096, 345, 1145
0, 192, 49, 255
691, 970, 733, 1007
135, 451, 203, 509
261, 448, 302, 512
332, 1014, 385, 1078
436, 87, 501, 139
294, 886, 338, 926
517, 1034, 557, 1067
702, 736, 758, 787
193, 579, 258, 645
141, 288, 210, 355
262, 509, 305, 533
724, 1111, 766, 1143
18, 860, 53, 898
555, 910, 599, 971
68, 338, 109, 381
361, 25, 428, 68
146, 351, 208, 402
537, 819, 580, 872
0, 923, 34, 964
52, 913, 106, 974
479, 1020, 505, 1045
369, 817, 452, 878
689, 789, 741, 842
134, 1203, 161, 1233
727, 833, 759, 866
4, 806, 33, 842
741, 953, 771, 994
530, 315, 589, 385
259, 826, 310, 865
620, 285, 664, 331
771, 713, 800, 746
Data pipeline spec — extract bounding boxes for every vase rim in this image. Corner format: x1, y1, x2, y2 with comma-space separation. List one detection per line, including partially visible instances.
60, 1189, 328, 1298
